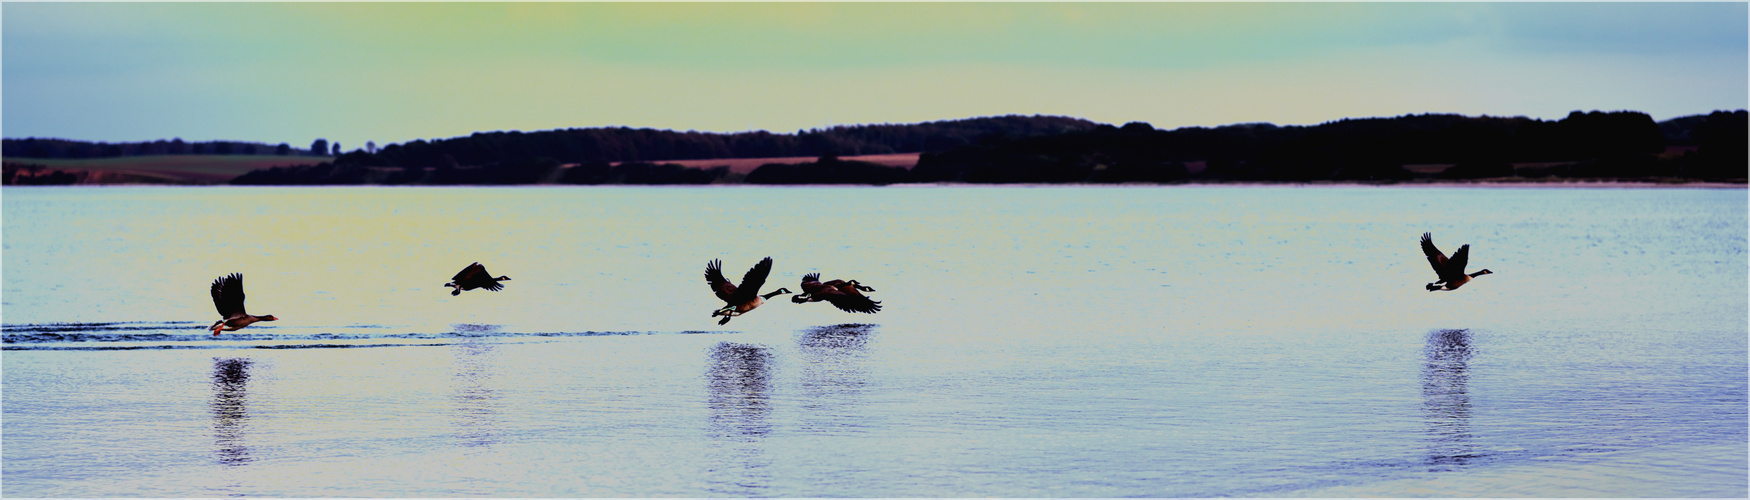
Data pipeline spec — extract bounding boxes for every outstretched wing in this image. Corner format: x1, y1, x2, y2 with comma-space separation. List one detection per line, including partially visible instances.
481, 279, 505, 292
211, 273, 247, 319
800, 273, 821, 286
732, 257, 774, 305
1444, 244, 1471, 280
1420, 233, 1448, 275
825, 292, 882, 314
453, 262, 486, 282
705, 259, 737, 302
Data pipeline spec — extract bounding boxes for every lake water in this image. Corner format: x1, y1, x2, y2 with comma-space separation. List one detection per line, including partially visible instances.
3, 185, 1745, 497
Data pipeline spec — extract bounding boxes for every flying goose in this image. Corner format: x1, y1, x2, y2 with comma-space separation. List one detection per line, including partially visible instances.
209, 273, 277, 335
445, 262, 510, 296
791, 273, 881, 314
1421, 232, 1493, 292
705, 257, 792, 325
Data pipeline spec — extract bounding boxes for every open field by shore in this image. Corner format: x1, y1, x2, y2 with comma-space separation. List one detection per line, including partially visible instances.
634, 153, 921, 174
3, 155, 328, 184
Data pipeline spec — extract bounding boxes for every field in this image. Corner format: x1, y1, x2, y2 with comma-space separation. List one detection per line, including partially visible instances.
3, 155, 329, 184
648, 153, 921, 174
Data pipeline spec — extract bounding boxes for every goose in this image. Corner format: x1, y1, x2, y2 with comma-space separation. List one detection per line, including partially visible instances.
445, 262, 509, 296
705, 257, 792, 325
791, 273, 881, 314
209, 273, 277, 336
1421, 232, 1493, 292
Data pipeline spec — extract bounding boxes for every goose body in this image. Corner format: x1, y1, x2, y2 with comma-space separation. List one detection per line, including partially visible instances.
209, 273, 277, 335
1420, 232, 1493, 292
705, 257, 792, 325
446, 262, 510, 296
792, 273, 881, 314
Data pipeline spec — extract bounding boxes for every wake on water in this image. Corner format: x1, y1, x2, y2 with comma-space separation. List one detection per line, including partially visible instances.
1, 321, 734, 351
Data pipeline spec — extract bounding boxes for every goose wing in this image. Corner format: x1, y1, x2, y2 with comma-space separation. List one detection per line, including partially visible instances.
1444, 244, 1472, 280
800, 276, 835, 296
731, 257, 774, 305
453, 262, 486, 283
705, 259, 737, 302
211, 273, 248, 319
824, 290, 882, 314
1420, 233, 1449, 275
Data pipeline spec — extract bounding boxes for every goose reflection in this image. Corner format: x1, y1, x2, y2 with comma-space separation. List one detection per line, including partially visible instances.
1422, 328, 1477, 470
450, 323, 501, 337
210, 357, 253, 466
703, 342, 774, 495
707, 342, 773, 438
798, 323, 874, 355
450, 340, 502, 448
796, 324, 875, 433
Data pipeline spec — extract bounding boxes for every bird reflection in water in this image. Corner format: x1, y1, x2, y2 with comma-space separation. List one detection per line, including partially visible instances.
704, 342, 774, 495
796, 324, 874, 433
450, 339, 502, 448
707, 342, 773, 438
210, 357, 253, 467
798, 323, 874, 355
1422, 328, 1477, 471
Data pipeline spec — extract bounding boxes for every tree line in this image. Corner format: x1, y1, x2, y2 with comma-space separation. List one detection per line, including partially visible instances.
7, 110, 1744, 185
5, 115, 1095, 163
235, 110, 1744, 185
2, 138, 315, 159
908, 110, 1746, 183
319, 114, 1099, 168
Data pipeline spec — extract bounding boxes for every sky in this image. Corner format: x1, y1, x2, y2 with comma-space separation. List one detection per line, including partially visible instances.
3, 2, 1746, 152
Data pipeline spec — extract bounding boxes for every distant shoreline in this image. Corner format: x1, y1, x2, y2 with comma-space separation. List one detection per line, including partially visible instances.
7, 152, 1745, 188
4, 180, 1741, 189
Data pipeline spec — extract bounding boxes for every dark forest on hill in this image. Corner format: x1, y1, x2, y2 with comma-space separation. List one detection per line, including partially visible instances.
2, 137, 312, 159
5, 111, 1745, 185
3, 115, 1095, 164
910, 110, 1747, 184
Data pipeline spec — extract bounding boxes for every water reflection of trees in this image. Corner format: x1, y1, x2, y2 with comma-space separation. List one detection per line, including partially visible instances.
1421, 328, 1476, 471
210, 357, 253, 467
450, 340, 501, 448
704, 342, 774, 495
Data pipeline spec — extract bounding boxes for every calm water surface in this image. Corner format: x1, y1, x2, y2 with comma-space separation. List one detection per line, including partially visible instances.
3, 186, 1745, 497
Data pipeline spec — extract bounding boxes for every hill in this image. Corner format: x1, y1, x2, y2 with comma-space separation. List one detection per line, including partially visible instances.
4, 110, 1743, 185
